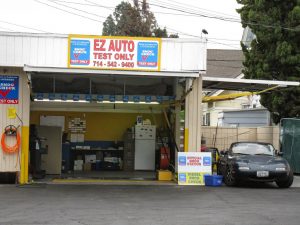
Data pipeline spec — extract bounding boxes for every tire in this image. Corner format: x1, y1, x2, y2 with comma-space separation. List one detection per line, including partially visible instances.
224, 165, 237, 186
217, 163, 222, 175
276, 172, 294, 188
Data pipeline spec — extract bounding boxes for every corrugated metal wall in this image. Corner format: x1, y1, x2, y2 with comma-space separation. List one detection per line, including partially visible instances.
221, 109, 270, 127
161, 39, 207, 72
0, 32, 206, 72
0, 67, 30, 172
0, 33, 68, 68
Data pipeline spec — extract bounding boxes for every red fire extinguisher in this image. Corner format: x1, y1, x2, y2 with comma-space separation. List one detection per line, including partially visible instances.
160, 147, 170, 170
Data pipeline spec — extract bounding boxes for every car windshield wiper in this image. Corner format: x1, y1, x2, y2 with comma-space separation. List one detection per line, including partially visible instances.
254, 153, 272, 156
233, 153, 249, 155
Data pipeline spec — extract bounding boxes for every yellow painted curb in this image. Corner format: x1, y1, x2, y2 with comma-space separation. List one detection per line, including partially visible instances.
52, 179, 176, 184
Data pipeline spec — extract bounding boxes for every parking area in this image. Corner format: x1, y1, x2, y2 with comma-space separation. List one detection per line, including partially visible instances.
1, 177, 300, 225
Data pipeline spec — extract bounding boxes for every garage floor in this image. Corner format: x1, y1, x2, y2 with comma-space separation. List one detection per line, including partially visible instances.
62, 171, 157, 180
38, 171, 157, 182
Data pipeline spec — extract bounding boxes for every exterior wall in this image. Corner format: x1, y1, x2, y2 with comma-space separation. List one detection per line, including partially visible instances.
0, 67, 30, 173
30, 111, 164, 141
0, 32, 206, 72
202, 91, 250, 126
202, 126, 279, 151
0, 33, 68, 68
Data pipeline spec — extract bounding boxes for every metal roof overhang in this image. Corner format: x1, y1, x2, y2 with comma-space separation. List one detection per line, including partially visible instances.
23, 65, 200, 78
24, 65, 299, 92
202, 76, 299, 92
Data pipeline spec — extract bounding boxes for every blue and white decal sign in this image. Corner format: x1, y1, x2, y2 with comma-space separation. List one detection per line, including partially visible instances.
178, 152, 212, 185
0, 76, 19, 104
68, 35, 161, 71
70, 40, 90, 65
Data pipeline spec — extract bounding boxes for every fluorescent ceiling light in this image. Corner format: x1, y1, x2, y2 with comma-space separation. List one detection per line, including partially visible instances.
34, 98, 159, 104
96, 101, 160, 105
34, 98, 89, 103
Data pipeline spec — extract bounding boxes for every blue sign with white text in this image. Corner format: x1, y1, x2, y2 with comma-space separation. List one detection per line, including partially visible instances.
73, 94, 80, 101
137, 42, 158, 68
203, 157, 211, 166
179, 156, 187, 166
97, 95, 104, 102
70, 40, 90, 65
0, 76, 19, 104
179, 173, 186, 183
123, 95, 129, 102
133, 96, 140, 103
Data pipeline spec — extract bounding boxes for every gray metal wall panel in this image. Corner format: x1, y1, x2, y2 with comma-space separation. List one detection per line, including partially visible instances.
222, 110, 270, 127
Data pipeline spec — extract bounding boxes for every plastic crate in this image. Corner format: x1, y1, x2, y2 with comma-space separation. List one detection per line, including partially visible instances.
204, 175, 223, 187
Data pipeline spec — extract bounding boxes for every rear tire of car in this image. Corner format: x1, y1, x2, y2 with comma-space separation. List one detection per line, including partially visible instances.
276, 172, 294, 188
224, 165, 237, 186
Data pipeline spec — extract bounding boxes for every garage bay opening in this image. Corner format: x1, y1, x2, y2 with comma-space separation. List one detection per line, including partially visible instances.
29, 73, 178, 182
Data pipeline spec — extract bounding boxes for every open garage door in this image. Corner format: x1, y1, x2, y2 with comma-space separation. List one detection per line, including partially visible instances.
25, 65, 194, 183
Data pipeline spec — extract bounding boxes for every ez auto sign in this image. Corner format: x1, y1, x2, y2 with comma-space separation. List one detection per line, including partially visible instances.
68, 35, 161, 71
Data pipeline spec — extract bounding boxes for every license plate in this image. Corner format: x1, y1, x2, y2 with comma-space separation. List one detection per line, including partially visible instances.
257, 171, 269, 177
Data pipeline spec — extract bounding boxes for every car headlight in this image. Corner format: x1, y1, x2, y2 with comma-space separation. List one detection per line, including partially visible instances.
276, 167, 286, 171
239, 166, 250, 170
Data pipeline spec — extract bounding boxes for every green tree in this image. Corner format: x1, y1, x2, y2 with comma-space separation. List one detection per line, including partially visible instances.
102, 0, 174, 38
237, 0, 300, 123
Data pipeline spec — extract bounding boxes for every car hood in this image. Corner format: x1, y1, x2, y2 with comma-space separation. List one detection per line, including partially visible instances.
233, 155, 287, 165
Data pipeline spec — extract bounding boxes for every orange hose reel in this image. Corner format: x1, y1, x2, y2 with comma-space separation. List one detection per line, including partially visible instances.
1, 125, 21, 154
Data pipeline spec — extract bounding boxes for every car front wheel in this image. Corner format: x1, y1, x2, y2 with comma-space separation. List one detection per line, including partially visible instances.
224, 165, 237, 186
276, 172, 294, 188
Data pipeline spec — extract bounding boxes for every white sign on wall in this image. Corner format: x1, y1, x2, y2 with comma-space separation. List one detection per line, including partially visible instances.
40, 116, 65, 131
178, 152, 212, 185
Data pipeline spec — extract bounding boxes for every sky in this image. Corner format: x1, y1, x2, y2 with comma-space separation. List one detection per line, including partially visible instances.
0, 0, 244, 49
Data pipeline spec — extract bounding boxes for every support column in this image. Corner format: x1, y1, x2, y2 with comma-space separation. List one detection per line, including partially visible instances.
174, 78, 182, 150
174, 78, 183, 172
184, 76, 203, 152
20, 72, 30, 184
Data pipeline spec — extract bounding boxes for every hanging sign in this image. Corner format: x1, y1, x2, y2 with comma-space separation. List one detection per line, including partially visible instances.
68, 35, 161, 71
178, 152, 212, 185
0, 76, 19, 104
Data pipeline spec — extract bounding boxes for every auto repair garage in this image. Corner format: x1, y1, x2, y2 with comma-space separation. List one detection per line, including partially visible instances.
0, 32, 206, 184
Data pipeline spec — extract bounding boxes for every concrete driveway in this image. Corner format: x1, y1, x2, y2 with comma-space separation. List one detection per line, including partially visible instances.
0, 177, 300, 225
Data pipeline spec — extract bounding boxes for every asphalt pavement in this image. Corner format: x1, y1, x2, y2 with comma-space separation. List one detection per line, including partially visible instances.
0, 178, 300, 225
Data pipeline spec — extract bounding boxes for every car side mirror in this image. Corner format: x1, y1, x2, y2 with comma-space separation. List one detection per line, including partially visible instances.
220, 151, 228, 156
277, 151, 283, 157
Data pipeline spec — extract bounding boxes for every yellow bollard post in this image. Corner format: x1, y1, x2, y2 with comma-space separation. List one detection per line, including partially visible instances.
20, 126, 29, 184
184, 128, 189, 152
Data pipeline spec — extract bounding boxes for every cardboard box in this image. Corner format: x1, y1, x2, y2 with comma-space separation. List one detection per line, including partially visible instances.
157, 170, 173, 181
83, 163, 92, 171
85, 154, 96, 163
74, 164, 83, 171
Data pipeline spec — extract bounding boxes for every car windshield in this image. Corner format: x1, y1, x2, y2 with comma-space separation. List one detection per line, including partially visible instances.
231, 143, 274, 156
